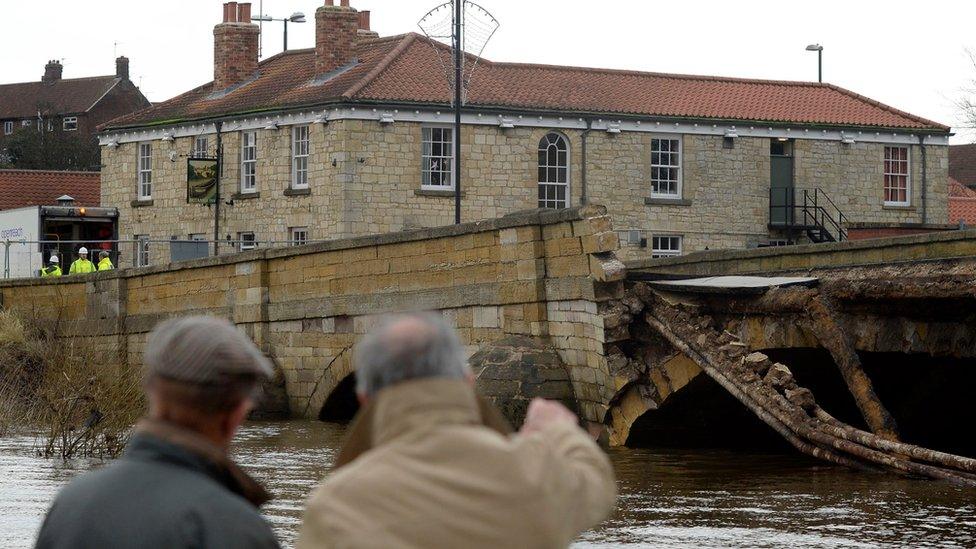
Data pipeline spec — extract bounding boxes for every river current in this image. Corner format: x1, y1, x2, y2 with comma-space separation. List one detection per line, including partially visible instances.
2, 420, 975, 548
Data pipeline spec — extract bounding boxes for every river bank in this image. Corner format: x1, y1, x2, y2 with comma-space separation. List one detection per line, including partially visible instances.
3, 420, 975, 548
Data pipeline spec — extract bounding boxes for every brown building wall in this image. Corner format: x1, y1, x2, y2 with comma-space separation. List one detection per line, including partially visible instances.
100, 118, 951, 265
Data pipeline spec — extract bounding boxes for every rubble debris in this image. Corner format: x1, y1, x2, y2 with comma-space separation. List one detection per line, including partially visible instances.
634, 283, 976, 487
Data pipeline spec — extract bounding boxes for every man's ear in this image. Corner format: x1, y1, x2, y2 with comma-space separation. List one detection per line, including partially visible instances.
225, 397, 253, 438
465, 371, 476, 386
356, 392, 369, 406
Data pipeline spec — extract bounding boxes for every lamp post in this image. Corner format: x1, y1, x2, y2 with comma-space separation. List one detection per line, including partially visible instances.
253, 12, 306, 52
806, 44, 823, 83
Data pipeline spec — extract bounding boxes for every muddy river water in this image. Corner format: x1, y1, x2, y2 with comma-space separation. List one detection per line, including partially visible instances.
2, 420, 975, 548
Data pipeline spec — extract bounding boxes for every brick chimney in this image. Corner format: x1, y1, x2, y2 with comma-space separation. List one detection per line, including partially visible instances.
42, 60, 63, 83
213, 2, 260, 91
315, 0, 360, 76
116, 56, 130, 80
357, 11, 379, 39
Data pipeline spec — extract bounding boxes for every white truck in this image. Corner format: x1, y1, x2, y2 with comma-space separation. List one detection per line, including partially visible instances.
0, 203, 119, 279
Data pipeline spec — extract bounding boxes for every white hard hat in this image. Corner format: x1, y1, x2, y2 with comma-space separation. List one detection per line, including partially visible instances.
50, 255, 59, 263
78, 247, 88, 255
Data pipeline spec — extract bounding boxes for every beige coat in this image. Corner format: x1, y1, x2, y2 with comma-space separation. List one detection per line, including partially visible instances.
297, 378, 617, 549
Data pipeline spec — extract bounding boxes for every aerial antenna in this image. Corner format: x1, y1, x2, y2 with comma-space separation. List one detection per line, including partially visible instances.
419, 1, 499, 225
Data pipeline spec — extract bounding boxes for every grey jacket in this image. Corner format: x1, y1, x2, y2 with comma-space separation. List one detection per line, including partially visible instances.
35, 420, 281, 549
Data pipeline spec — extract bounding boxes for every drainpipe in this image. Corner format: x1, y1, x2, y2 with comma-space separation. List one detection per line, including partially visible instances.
918, 135, 928, 224
581, 118, 592, 205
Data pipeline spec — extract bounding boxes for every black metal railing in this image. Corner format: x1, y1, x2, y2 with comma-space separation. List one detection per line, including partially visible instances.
769, 187, 848, 242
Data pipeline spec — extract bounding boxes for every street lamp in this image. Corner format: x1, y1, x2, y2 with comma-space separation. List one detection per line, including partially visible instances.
253, 12, 306, 52
806, 44, 823, 83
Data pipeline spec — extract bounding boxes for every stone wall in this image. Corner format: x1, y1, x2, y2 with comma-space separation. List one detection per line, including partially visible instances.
0, 206, 624, 425
101, 120, 950, 266
625, 227, 976, 277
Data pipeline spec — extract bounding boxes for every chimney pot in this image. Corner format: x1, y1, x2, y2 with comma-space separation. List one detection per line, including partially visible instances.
223, 2, 238, 22
116, 56, 130, 80
239, 2, 251, 23
358, 10, 370, 31
340, 0, 350, 6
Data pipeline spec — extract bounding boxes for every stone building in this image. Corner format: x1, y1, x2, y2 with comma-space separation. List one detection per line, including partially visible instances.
99, 1, 952, 266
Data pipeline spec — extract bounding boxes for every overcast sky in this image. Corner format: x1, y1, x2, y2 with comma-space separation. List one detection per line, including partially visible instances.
5, 0, 976, 142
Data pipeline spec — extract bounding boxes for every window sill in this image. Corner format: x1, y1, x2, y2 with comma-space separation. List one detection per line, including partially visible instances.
284, 188, 311, 197
232, 192, 261, 200
415, 189, 464, 198
131, 199, 153, 208
645, 197, 691, 206
883, 204, 915, 211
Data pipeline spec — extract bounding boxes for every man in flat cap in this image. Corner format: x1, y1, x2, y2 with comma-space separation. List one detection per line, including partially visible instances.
36, 316, 281, 549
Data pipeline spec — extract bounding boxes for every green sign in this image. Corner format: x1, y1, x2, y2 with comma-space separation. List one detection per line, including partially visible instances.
187, 158, 218, 204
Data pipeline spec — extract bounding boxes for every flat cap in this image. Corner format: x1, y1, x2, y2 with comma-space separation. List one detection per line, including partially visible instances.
144, 316, 274, 384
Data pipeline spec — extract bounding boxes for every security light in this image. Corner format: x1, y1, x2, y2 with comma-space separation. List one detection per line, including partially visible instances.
724, 127, 739, 139
265, 121, 279, 131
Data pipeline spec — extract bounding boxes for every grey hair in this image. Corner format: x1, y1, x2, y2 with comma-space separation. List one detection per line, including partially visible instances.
354, 312, 470, 397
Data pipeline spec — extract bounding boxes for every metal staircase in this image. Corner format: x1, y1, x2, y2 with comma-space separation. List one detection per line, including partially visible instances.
769, 188, 848, 243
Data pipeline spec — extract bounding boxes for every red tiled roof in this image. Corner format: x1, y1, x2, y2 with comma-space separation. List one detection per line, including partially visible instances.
949, 177, 976, 198
0, 76, 121, 120
106, 33, 949, 132
949, 177, 976, 226
0, 170, 100, 211
949, 144, 976, 187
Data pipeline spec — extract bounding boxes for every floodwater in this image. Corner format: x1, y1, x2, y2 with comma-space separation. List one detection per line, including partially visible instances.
2, 421, 976, 548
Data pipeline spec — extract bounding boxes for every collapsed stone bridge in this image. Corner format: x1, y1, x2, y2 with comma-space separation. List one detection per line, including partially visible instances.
4, 206, 976, 481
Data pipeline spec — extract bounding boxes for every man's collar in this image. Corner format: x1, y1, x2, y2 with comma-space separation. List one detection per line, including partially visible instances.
333, 378, 513, 469
134, 418, 272, 507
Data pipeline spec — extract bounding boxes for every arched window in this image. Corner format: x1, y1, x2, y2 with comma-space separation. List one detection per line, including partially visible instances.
538, 133, 569, 209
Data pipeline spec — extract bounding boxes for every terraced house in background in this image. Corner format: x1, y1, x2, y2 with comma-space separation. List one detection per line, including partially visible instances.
1, 57, 150, 153
98, 0, 953, 266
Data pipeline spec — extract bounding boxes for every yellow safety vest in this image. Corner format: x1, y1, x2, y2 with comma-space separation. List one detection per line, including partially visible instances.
97, 258, 114, 271
68, 258, 96, 274
41, 265, 62, 278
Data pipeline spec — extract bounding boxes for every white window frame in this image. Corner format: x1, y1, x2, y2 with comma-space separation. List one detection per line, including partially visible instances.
238, 232, 257, 251
241, 131, 257, 193
137, 143, 153, 200
289, 227, 309, 246
651, 235, 682, 259
62, 117, 78, 131
21, 120, 31, 128
291, 125, 309, 189
538, 132, 570, 209
3, 121, 12, 135
883, 146, 911, 206
135, 235, 150, 267
650, 136, 683, 198
193, 135, 209, 158
421, 126, 455, 190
